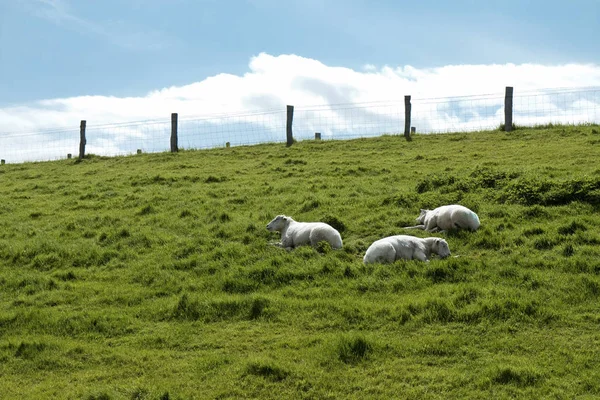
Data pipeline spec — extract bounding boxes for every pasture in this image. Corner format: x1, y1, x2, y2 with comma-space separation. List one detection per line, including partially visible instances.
1, 125, 600, 399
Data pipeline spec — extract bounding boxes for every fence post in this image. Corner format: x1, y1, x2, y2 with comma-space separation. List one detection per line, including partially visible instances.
504, 86, 513, 132
79, 120, 86, 159
171, 113, 179, 152
286, 105, 294, 146
404, 96, 412, 141
315, 132, 321, 140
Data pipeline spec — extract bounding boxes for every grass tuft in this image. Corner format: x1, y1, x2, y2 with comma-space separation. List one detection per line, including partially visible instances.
245, 360, 290, 381
335, 334, 373, 364
14, 341, 46, 359
557, 221, 587, 235
491, 366, 543, 387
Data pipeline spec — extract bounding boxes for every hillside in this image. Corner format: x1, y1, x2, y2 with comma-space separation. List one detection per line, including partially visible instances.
1, 125, 600, 399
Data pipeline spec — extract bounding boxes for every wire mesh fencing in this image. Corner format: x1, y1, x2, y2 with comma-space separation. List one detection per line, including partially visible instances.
512, 88, 600, 127
1, 87, 599, 164
0, 127, 80, 163
178, 109, 287, 149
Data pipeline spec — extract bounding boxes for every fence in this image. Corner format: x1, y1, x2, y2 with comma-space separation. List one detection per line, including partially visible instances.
1, 86, 599, 164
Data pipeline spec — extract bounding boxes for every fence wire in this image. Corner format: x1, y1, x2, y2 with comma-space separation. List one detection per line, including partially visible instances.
1, 87, 599, 163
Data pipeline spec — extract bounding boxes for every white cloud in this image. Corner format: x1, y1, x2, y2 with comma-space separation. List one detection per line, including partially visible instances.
1, 53, 600, 162
363, 64, 377, 71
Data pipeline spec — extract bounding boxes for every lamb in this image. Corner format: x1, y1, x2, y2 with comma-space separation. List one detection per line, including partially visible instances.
405, 204, 480, 232
363, 235, 450, 264
266, 215, 343, 250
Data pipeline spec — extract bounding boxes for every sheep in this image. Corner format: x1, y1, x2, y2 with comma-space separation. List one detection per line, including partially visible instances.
405, 204, 480, 232
266, 215, 343, 250
363, 235, 450, 264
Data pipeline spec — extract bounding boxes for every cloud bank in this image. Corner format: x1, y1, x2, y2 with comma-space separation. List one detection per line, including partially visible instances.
2, 53, 600, 162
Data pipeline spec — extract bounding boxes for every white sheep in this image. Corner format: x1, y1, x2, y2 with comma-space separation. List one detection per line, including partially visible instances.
266, 215, 343, 250
363, 235, 451, 264
405, 204, 480, 232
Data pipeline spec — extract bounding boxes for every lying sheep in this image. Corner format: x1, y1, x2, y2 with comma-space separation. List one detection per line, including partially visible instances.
266, 215, 343, 250
405, 204, 480, 232
363, 235, 450, 263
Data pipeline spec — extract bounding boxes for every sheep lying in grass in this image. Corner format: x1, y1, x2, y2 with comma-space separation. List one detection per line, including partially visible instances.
405, 204, 480, 232
266, 215, 343, 250
363, 235, 450, 263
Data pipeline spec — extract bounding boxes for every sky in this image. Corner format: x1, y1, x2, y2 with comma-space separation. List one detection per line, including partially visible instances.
1, 0, 600, 161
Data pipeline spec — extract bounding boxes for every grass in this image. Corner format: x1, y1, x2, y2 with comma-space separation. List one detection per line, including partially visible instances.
1, 124, 600, 398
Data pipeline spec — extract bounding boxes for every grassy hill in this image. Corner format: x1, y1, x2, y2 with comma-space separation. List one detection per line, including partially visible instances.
1, 125, 600, 399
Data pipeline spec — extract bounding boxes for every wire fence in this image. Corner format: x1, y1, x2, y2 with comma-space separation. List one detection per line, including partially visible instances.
1, 87, 599, 164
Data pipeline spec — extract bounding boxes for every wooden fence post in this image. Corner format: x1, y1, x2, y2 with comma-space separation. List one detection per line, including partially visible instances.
404, 96, 412, 141
79, 120, 86, 159
171, 113, 179, 152
505, 86, 514, 132
315, 132, 321, 140
286, 105, 294, 146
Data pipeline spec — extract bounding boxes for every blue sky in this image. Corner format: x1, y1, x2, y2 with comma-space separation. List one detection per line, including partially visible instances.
1, 0, 600, 162
1, 0, 599, 106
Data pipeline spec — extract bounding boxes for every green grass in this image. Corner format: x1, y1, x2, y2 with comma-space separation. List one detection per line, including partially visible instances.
1, 124, 600, 399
